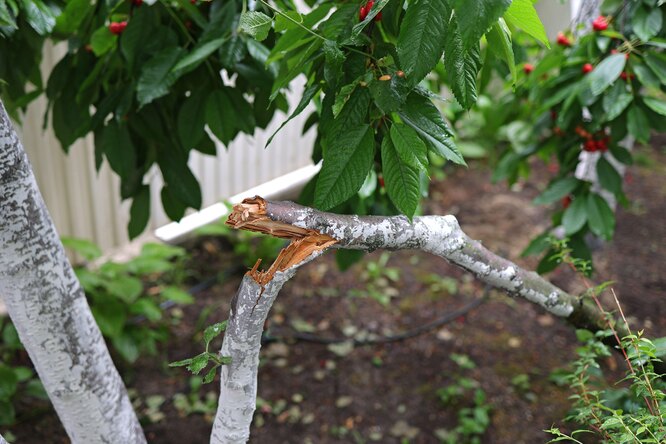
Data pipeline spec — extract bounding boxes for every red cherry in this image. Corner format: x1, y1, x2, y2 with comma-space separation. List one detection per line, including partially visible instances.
374, 11, 382, 21
523, 63, 534, 74
132, 0, 142, 5
553, 126, 565, 137
378, 176, 385, 188
592, 16, 608, 31
396, 70, 405, 78
583, 140, 597, 152
550, 110, 557, 120
359, 1, 374, 21
582, 63, 594, 74
597, 140, 608, 152
359, 5, 368, 20
556, 32, 571, 47
562, 196, 572, 209
109, 21, 128, 35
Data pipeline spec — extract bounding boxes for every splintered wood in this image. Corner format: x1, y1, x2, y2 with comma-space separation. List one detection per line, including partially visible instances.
226, 196, 337, 285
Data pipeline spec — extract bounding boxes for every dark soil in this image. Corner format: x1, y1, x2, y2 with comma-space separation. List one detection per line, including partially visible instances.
8, 141, 666, 444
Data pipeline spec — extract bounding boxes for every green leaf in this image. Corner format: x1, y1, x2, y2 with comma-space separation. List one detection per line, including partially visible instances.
203, 366, 218, 384
203, 321, 227, 347
632, 6, 662, 42
267, 82, 320, 147
269, 39, 322, 100
381, 137, 421, 218
0, 1, 17, 30
586, 194, 615, 240
596, 156, 622, 195
562, 196, 586, 235
188, 353, 210, 374
315, 125, 375, 210
54, 0, 90, 34
503, 0, 549, 47
61, 237, 102, 261
137, 47, 185, 106
533, 177, 579, 205
20, 0, 56, 36
633, 62, 660, 88
444, 16, 481, 109
206, 89, 236, 145
369, 76, 407, 114
0, 366, 18, 399
521, 232, 551, 257
130, 299, 162, 322
627, 105, 650, 143
157, 151, 202, 209
169, 357, 194, 367
644, 52, 666, 85
239, 11, 272, 41
325, 87, 371, 137
128, 186, 150, 240
178, 89, 208, 150
90, 26, 117, 56
602, 81, 632, 120
452, 0, 511, 49
91, 300, 126, 338
397, 0, 451, 86
643, 97, 666, 116
323, 40, 345, 85
106, 275, 143, 303
398, 92, 465, 165
172, 36, 227, 74
111, 334, 140, 363
274, 11, 301, 33
389, 123, 428, 171
0, 399, 15, 426
582, 53, 626, 98
335, 249, 365, 271
485, 19, 516, 83
161, 286, 195, 305
161, 185, 187, 221
98, 121, 136, 183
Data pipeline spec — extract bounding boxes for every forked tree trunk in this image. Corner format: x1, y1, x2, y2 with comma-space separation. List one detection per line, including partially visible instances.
0, 102, 146, 443
211, 196, 627, 443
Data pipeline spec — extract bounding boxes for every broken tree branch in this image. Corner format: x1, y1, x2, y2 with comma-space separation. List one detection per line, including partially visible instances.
212, 195, 639, 443
211, 210, 336, 444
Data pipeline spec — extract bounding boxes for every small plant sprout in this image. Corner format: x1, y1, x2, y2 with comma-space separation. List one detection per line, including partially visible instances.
169, 321, 231, 384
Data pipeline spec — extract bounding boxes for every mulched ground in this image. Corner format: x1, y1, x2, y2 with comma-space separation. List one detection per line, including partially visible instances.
8, 139, 665, 444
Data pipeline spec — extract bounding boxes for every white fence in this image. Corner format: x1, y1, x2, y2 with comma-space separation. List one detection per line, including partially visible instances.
17, 46, 315, 253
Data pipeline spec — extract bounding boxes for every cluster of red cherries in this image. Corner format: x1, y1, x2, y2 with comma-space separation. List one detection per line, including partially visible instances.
575, 126, 610, 152
359, 1, 382, 21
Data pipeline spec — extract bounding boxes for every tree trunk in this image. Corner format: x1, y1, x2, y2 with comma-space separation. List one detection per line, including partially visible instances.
0, 102, 146, 444
211, 220, 336, 443
210, 196, 632, 443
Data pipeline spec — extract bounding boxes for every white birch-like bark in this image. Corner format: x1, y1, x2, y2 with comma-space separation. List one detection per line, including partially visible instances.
0, 102, 146, 444
211, 251, 327, 444
0, 433, 7, 444
266, 200, 579, 317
